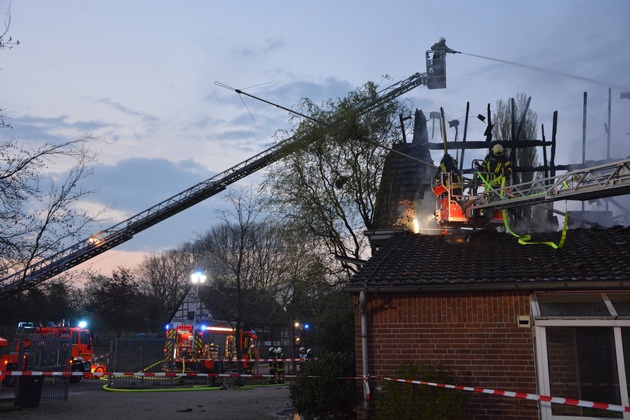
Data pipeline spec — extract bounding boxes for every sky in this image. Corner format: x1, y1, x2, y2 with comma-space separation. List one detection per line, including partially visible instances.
1, 0, 630, 275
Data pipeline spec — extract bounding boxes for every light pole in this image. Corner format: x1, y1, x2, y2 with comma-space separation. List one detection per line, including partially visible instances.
190, 271, 206, 347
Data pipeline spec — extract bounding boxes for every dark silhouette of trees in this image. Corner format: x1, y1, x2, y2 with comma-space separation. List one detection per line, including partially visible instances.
84, 268, 142, 338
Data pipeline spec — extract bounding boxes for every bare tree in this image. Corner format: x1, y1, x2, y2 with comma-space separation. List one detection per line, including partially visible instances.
0, 1, 19, 51
135, 247, 194, 321
0, 136, 105, 294
192, 187, 290, 370
493, 93, 550, 230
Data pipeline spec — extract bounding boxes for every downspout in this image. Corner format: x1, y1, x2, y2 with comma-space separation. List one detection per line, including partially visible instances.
360, 290, 370, 410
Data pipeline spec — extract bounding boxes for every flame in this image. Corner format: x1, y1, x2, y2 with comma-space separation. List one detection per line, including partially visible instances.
413, 218, 420, 234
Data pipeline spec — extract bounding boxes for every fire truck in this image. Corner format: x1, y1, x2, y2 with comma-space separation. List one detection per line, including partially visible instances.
0, 320, 94, 385
165, 322, 257, 375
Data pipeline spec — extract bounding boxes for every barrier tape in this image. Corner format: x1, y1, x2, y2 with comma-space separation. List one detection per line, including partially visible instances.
384, 377, 630, 413
0, 370, 362, 381
172, 358, 314, 363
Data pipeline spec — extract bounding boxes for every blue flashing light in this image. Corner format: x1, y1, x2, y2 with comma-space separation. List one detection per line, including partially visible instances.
304, 324, 310, 329
200, 325, 208, 331
78, 320, 88, 329
165, 324, 170, 330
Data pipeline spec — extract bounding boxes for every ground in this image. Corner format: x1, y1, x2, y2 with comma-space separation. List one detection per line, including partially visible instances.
0, 378, 294, 419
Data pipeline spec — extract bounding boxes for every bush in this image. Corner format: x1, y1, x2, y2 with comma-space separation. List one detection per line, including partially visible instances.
374, 362, 468, 420
289, 351, 356, 419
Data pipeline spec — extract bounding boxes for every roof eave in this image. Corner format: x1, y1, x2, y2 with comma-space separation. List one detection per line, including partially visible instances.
344, 280, 630, 294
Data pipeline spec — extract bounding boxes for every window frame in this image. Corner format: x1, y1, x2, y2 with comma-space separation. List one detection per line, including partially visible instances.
532, 293, 630, 420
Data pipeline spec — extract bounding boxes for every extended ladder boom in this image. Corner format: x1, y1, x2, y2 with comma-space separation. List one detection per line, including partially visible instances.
0, 71, 430, 299
471, 158, 630, 210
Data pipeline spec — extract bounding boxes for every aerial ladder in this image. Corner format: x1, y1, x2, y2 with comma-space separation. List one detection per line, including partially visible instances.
0, 48, 448, 300
433, 157, 630, 227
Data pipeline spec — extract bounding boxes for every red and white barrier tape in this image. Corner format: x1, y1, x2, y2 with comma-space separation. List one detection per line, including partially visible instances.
0, 371, 363, 381
384, 377, 630, 413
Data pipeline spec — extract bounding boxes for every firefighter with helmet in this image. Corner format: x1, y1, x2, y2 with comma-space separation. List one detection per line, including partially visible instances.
481, 144, 513, 189
431, 37, 460, 65
246, 344, 255, 374
268, 346, 276, 384
275, 347, 285, 384
434, 153, 463, 197
297, 347, 307, 371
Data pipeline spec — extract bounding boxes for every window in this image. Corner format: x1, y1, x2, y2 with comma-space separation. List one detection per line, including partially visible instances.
533, 293, 630, 420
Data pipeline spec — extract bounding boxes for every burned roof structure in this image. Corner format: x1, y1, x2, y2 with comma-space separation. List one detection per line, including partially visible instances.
346, 226, 630, 293
367, 109, 436, 250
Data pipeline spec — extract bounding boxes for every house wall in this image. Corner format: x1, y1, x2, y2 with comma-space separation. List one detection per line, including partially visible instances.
354, 290, 538, 419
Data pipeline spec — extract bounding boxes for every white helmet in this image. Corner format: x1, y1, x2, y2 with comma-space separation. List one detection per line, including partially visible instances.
269, 347, 275, 353
276, 347, 282, 354
299, 347, 305, 353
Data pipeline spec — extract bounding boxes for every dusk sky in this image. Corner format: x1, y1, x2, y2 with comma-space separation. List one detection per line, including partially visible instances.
1, 1, 629, 275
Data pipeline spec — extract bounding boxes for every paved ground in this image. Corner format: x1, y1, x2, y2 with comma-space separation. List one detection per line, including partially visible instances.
0, 378, 295, 419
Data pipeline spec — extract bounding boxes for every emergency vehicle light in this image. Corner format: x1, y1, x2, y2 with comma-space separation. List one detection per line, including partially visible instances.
206, 326, 233, 332
78, 320, 88, 329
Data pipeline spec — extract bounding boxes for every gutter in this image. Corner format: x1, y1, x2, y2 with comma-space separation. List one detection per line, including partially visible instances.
360, 290, 370, 410
345, 280, 630, 294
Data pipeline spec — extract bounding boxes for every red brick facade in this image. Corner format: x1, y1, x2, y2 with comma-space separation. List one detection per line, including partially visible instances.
354, 290, 539, 419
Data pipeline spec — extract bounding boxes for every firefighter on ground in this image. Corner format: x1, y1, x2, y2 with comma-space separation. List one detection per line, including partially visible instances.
434, 153, 463, 197
245, 344, 255, 374
480, 144, 513, 190
275, 347, 285, 384
268, 346, 276, 384
297, 347, 307, 371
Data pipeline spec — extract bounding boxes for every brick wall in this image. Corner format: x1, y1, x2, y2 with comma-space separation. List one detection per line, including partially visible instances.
354, 291, 538, 419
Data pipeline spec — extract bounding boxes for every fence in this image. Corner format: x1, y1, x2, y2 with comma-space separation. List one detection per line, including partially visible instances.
17, 335, 71, 401
107, 337, 177, 389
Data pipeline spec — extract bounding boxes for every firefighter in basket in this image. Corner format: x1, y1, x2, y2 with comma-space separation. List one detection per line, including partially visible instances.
434, 153, 463, 198
479, 144, 512, 197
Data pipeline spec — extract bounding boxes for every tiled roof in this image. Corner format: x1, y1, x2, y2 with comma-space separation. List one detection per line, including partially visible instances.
346, 226, 630, 292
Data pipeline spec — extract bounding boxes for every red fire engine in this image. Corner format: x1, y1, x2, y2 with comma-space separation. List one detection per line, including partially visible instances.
0, 321, 94, 385
165, 322, 257, 374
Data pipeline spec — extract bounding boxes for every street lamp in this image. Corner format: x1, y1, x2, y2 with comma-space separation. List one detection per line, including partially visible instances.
190, 271, 207, 344
190, 271, 207, 292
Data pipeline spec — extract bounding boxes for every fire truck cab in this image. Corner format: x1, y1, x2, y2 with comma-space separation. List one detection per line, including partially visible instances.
0, 321, 94, 385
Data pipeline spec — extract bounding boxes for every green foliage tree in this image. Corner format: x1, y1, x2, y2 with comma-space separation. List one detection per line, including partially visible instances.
264, 79, 410, 277
375, 362, 468, 419
290, 351, 356, 419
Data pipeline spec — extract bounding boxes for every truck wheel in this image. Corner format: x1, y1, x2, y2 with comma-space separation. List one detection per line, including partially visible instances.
69, 366, 83, 383
2, 365, 17, 387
